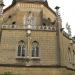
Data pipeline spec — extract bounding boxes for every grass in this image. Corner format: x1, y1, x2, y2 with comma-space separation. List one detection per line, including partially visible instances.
0, 72, 17, 75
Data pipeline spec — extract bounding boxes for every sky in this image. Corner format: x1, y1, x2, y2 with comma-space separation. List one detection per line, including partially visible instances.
3, 0, 75, 36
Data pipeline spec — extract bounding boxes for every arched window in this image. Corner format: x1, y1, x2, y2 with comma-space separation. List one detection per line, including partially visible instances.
32, 41, 39, 57
18, 40, 26, 57
18, 45, 21, 56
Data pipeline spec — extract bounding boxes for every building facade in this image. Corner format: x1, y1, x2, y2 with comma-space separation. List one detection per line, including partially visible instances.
0, 0, 75, 75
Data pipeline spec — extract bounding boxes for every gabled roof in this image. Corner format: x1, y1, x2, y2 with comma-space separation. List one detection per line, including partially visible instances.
3, 1, 56, 16
3, 3, 16, 13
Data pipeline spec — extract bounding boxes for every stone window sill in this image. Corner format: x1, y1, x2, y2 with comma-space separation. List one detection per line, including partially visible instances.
31, 57, 40, 60
16, 56, 30, 60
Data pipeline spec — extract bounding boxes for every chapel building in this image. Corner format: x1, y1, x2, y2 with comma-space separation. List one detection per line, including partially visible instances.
0, 0, 75, 75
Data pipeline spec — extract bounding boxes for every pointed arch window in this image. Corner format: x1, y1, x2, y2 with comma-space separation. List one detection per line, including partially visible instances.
17, 40, 26, 57
32, 41, 39, 57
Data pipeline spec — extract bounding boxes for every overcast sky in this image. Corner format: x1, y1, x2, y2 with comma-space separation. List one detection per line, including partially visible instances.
3, 0, 75, 36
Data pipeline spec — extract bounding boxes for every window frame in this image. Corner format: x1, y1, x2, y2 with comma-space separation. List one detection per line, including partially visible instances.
17, 40, 27, 58
32, 41, 39, 57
